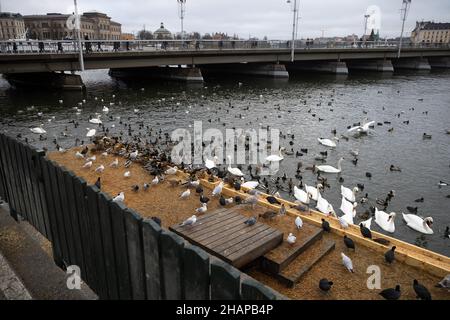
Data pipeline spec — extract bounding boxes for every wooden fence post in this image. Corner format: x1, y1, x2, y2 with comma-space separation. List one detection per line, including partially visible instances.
160, 230, 185, 300
210, 258, 241, 300
240, 277, 277, 300
183, 244, 210, 300
142, 218, 162, 300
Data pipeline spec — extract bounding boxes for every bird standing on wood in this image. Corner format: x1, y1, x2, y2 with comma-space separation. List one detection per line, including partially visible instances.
384, 246, 396, 264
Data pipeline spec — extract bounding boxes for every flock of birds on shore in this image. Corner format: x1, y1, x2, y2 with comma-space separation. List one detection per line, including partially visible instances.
3, 82, 450, 300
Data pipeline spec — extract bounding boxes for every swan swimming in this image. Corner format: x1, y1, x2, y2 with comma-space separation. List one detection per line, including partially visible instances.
265, 147, 285, 162
89, 115, 102, 124
30, 125, 46, 134
226, 155, 244, 176
86, 128, 96, 137
341, 185, 359, 202
305, 183, 322, 201
340, 196, 357, 225
318, 137, 337, 148
293, 185, 310, 204
316, 193, 335, 216
205, 156, 218, 169
375, 208, 396, 233
241, 181, 259, 189
348, 119, 375, 134
402, 213, 434, 234
316, 157, 344, 174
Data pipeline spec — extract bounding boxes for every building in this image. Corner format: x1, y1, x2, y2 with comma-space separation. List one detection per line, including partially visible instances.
0, 12, 26, 40
153, 22, 172, 39
23, 11, 121, 40
411, 21, 450, 44
121, 33, 135, 40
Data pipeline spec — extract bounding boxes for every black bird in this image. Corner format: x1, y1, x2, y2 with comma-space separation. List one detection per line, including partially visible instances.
319, 279, 333, 292
366, 172, 372, 178
266, 196, 281, 205
95, 177, 101, 189
219, 195, 226, 206
195, 185, 203, 194
244, 216, 257, 226
357, 183, 365, 191
321, 219, 331, 232
413, 279, 431, 300
379, 285, 401, 300
344, 235, 355, 250
406, 206, 418, 213
360, 223, 372, 239
445, 226, 449, 239
150, 216, 161, 226
373, 238, 390, 246
200, 194, 210, 204
233, 180, 241, 191
234, 195, 242, 204
384, 246, 396, 264
414, 197, 424, 203
131, 185, 139, 192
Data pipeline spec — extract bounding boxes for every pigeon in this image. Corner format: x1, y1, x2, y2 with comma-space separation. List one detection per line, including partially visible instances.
124, 171, 131, 178
94, 177, 101, 189
341, 252, 354, 273
212, 182, 224, 196
360, 223, 372, 239
385, 246, 396, 264
287, 233, 296, 245
129, 150, 138, 160
266, 196, 281, 205
180, 215, 197, 227
321, 218, 331, 232
344, 235, 355, 250
110, 158, 119, 168
435, 274, 450, 289
195, 203, 207, 214
413, 279, 431, 300
244, 216, 257, 226
379, 285, 401, 300
95, 164, 105, 173
180, 189, 191, 199
295, 216, 303, 229
113, 192, 125, 202
319, 279, 333, 292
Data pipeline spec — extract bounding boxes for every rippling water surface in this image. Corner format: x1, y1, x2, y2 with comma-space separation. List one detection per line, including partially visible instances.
0, 69, 449, 256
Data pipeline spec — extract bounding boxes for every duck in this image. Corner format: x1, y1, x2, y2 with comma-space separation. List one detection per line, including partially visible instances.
293, 185, 310, 204
305, 183, 323, 201
340, 196, 357, 225
318, 137, 337, 148
265, 147, 285, 162
402, 214, 434, 234
226, 155, 244, 176
316, 157, 344, 174
375, 208, 396, 233
341, 185, 359, 202
390, 164, 402, 172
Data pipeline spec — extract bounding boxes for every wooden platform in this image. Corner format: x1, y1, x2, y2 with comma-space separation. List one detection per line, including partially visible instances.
169, 208, 283, 268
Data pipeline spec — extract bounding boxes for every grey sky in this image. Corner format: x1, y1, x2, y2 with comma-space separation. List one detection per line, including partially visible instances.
2, 0, 449, 39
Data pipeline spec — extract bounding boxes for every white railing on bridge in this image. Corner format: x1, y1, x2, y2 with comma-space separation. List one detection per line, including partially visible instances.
0, 39, 448, 55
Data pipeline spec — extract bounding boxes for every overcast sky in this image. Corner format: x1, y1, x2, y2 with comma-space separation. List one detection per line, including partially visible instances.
2, 0, 449, 39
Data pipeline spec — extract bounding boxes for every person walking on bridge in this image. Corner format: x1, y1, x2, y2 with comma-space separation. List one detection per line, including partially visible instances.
84, 34, 92, 53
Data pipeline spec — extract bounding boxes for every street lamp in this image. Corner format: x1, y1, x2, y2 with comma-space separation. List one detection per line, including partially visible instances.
178, 0, 186, 40
398, 0, 412, 58
74, 0, 84, 71
286, 0, 300, 62
363, 14, 370, 46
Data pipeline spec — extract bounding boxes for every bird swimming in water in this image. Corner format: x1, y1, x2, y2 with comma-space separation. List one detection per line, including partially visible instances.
379, 285, 401, 300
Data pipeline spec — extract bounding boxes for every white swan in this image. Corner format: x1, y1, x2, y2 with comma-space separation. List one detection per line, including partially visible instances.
402, 214, 434, 234
226, 155, 244, 176
293, 185, 310, 204
374, 208, 396, 233
242, 181, 259, 189
318, 137, 337, 148
316, 193, 335, 216
341, 185, 359, 203
360, 217, 372, 230
30, 125, 46, 134
265, 147, 285, 162
305, 183, 322, 201
316, 157, 344, 174
205, 156, 218, 169
340, 196, 357, 225
86, 128, 96, 137
89, 115, 102, 124
348, 119, 375, 134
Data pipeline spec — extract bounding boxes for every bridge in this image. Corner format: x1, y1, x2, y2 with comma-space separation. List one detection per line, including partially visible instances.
0, 39, 449, 89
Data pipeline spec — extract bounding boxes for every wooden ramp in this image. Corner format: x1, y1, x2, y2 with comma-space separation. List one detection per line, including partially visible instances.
170, 208, 283, 268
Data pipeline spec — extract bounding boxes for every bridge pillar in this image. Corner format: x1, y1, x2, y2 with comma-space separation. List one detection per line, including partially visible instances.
201, 63, 289, 78
346, 60, 394, 72
3, 72, 85, 90
287, 61, 348, 74
109, 66, 204, 82
428, 57, 450, 68
392, 58, 431, 70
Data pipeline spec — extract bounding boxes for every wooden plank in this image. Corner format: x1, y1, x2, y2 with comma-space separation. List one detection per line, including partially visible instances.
124, 208, 146, 300
0, 135, 14, 211
241, 278, 277, 300
160, 230, 185, 300
142, 218, 162, 300
71, 175, 93, 285
188, 214, 246, 240
56, 166, 77, 266
63, 171, 85, 276
172, 209, 237, 236
12, 138, 32, 221
109, 201, 132, 300
170, 208, 229, 232
221, 228, 280, 257
32, 149, 51, 240
210, 258, 240, 300
85, 185, 108, 299
209, 224, 269, 251
183, 244, 210, 300
40, 158, 63, 267
97, 192, 119, 300
6, 136, 25, 218
3, 135, 22, 219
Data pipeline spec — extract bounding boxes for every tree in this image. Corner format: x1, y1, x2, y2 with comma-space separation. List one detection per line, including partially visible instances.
137, 30, 153, 40
368, 29, 375, 42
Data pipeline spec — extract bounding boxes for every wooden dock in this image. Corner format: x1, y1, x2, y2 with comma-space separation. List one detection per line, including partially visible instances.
170, 208, 283, 268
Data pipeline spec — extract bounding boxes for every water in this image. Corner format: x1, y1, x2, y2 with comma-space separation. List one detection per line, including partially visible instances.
0, 69, 449, 256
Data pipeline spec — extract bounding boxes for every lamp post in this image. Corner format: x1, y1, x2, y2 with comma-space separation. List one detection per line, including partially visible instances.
287, 0, 299, 62
363, 14, 370, 46
398, 0, 412, 58
178, 0, 186, 41
74, 0, 84, 71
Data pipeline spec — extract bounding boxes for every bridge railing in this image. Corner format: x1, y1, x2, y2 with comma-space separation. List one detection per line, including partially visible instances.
0, 39, 448, 54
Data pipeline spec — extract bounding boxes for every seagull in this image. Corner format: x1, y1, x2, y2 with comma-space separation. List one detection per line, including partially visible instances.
241, 180, 259, 189
180, 215, 197, 227
287, 233, 296, 245
195, 203, 207, 214
348, 119, 375, 134
180, 189, 191, 199
86, 155, 96, 162
113, 192, 125, 202
212, 182, 224, 196
110, 158, 119, 168
75, 151, 84, 159
151, 176, 159, 185
129, 150, 138, 160
341, 252, 354, 273
295, 216, 303, 229
95, 165, 105, 173
124, 171, 131, 178
82, 161, 93, 169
